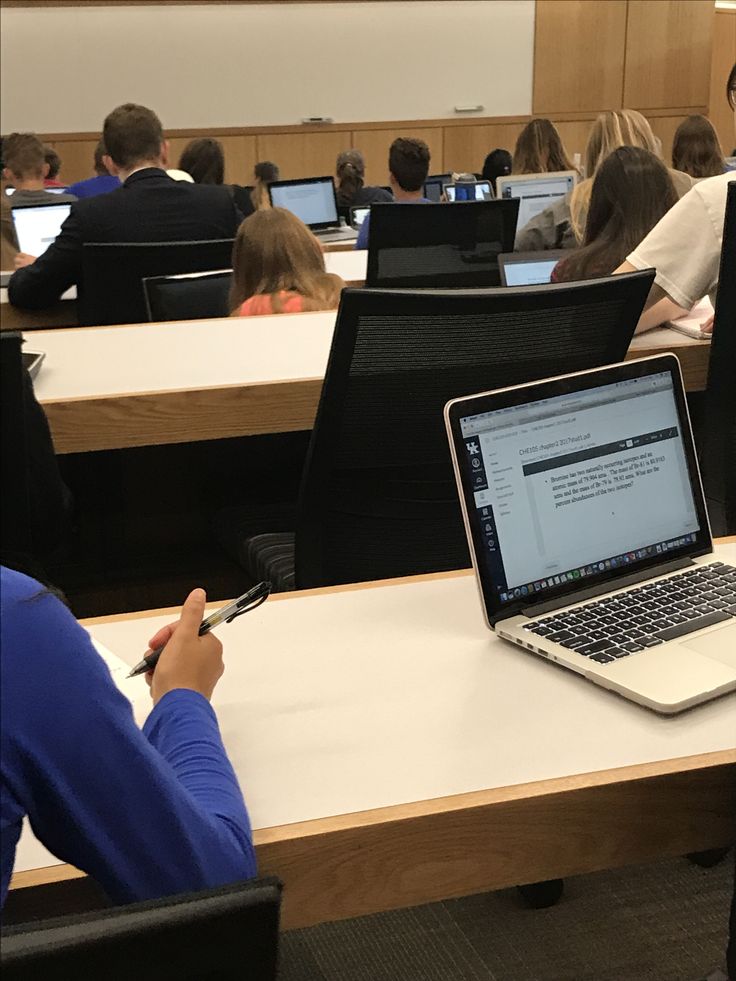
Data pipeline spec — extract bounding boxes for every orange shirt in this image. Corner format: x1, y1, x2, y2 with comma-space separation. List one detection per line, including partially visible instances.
237, 291, 306, 317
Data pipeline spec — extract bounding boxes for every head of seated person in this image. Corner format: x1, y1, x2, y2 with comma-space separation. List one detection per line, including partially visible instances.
481, 148, 511, 193
552, 146, 678, 284
512, 119, 574, 175
388, 137, 430, 201
102, 103, 170, 181
335, 149, 367, 208
43, 145, 64, 187
251, 161, 280, 211
230, 207, 345, 316
672, 114, 727, 180
178, 137, 225, 185
4, 133, 53, 191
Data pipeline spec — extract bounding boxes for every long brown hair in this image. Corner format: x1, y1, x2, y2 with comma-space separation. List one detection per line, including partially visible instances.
335, 149, 365, 207
178, 138, 224, 184
229, 208, 344, 313
559, 146, 677, 283
513, 119, 574, 174
672, 115, 726, 179
250, 160, 279, 211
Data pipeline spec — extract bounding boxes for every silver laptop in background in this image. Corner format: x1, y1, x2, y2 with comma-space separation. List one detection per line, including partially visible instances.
12, 202, 72, 259
497, 170, 578, 236
268, 176, 357, 243
445, 355, 736, 714
498, 250, 566, 287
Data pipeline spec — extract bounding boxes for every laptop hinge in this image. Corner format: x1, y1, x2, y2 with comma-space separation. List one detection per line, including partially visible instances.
519, 557, 694, 618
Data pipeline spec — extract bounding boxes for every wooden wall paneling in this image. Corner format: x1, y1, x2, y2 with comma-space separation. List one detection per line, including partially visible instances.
548, 119, 594, 166
708, 9, 736, 154
442, 123, 526, 177
624, 1, 715, 111
255, 131, 349, 181
646, 114, 688, 166
353, 128, 444, 187
533, 0, 628, 114
51, 139, 98, 185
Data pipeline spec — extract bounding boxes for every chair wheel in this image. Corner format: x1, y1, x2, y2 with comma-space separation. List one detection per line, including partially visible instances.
516, 878, 565, 908
686, 847, 730, 869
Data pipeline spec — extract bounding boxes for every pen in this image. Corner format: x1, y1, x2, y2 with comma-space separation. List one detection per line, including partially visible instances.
126, 581, 272, 678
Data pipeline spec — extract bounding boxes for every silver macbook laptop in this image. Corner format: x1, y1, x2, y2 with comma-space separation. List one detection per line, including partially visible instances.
445, 355, 736, 714
498, 250, 566, 287
268, 176, 356, 242
444, 181, 494, 202
12, 202, 72, 258
497, 170, 578, 235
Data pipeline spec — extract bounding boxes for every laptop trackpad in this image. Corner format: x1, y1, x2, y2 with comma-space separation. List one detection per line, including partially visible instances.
682, 623, 736, 667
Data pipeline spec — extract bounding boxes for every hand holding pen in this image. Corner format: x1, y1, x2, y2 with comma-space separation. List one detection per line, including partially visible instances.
128, 582, 271, 704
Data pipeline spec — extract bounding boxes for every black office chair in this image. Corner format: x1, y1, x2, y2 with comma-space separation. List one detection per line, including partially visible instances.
701, 180, 736, 536
237, 272, 654, 591
143, 269, 233, 322
79, 239, 235, 325
0, 333, 32, 570
1, 876, 282, 981
366, 199, 519, 288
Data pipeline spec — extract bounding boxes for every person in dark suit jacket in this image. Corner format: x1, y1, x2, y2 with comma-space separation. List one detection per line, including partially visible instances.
9, 104, 252, 311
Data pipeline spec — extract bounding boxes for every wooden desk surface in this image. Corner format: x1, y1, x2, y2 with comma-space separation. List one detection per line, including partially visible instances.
0, 252, 366, 332
31, 314, 711, 455
11, 545, 736, 928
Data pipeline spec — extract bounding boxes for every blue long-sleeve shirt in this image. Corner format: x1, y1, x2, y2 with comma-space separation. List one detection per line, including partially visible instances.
0, 568, 256, 908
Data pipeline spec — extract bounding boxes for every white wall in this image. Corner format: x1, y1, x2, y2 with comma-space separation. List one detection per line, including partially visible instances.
0, 1, 535, 133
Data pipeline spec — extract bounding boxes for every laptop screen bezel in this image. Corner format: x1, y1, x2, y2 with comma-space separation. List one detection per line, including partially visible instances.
446, 355, 713, 626
267, 176, 339, 230
497, 250, 567, 287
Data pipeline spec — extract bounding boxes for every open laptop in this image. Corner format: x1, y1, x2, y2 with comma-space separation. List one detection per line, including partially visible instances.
498, 250, 566, 287
444, 181, 494, 202
12, 202, 72, 259
423, 174, 452, 203
497, 171, 578, 234
445, 355, 736, 714
268, 176, 357, 243
349, 205, 371, 230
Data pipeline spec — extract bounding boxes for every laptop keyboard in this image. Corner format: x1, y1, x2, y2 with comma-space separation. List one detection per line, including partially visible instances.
522, 562, 736, 665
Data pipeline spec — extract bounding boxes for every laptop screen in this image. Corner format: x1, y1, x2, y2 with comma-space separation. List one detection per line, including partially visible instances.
502, 257, 559, 286
269, 178, 338, 228
445, 182, 493, 202
12, 203, 72, 258
456, 368, 703, 608
499, 172, 576, 231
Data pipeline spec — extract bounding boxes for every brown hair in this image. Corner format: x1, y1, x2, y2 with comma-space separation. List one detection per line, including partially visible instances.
250, 160, 280, 210
388, 138, 430, 192
335, 149, 366, 207
728, 62, 736, 109
672, 115, 726, 179
229, 208, 344, 313
513, 119, 574, 175
179, 138, 225, 185
4, 133, 45, 179
43, 145, 61, 180
103, 103, 164, 169
557, 147, 678, 283
93, 139, 109, 176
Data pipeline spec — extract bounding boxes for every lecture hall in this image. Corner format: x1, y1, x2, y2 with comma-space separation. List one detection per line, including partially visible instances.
0, 1, 735, 979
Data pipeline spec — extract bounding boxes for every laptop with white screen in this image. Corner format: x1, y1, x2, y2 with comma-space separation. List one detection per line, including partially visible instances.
497, 171, 577, 235
12, 202, 72, 258
498, 250, 566, 287
445, 355, 736, 714
268, 176, 356, 242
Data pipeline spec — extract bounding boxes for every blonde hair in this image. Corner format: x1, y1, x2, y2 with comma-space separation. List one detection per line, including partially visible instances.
512, 118, 574, 175
570, 109, 660, 242
230, 207, 344, 314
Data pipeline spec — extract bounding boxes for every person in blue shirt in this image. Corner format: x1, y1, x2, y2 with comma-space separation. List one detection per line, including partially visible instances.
66, 139, 121, 200
355, 137, 431, 250
0, 569, 256, 907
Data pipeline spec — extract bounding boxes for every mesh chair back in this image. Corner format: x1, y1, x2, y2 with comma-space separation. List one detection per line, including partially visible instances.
294, 272, 654, 588
0, 333, 31, 567
79, 239, 235, 325
143, 269, 233, 322
702, 180, 736, 533
1, 876, 282, 981
366, 199, 519, 289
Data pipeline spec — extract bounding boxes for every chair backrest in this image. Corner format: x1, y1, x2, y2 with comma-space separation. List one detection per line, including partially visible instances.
0, 332, 32, 568
294, 272, 654, 589
143, 269, 233, 322
366, 200, 519, 289
0, 876, 282, 981
79, 239, 235, 326
702, 180, 736, 533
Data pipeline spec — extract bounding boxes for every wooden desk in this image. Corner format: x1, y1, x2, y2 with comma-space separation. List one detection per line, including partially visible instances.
10, 544, 736, 929
0, 252, 366, 332
31, 315, 711, 455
